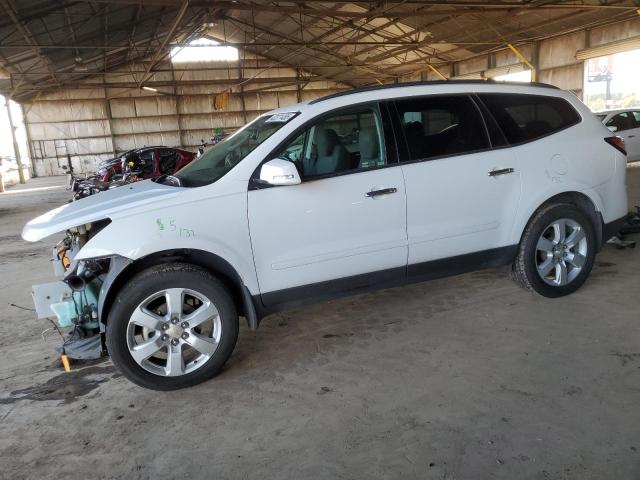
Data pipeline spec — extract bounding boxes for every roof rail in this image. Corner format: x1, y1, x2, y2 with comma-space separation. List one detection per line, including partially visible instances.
308, 79, 559, 105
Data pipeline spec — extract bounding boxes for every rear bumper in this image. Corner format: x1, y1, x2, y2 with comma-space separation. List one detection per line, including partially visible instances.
602, 215, 627, 242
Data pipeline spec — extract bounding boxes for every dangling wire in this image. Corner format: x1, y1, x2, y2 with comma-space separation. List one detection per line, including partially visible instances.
45, 318, 65, 341
9, 303, 35, 311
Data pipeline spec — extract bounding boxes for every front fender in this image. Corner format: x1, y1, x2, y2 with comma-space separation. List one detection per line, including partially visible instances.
76, 206, 259, 295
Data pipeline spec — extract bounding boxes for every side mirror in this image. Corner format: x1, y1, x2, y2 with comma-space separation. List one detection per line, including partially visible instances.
607, 125, 618, 132
259, 158, 301, 186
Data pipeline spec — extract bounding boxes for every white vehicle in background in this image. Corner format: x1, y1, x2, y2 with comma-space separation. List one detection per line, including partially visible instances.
595, 109, 640, 162
0, 156, 18, 174
23, 81, 628, 390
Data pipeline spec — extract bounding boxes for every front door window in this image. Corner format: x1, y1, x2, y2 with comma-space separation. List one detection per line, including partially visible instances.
276, 106, 386, 179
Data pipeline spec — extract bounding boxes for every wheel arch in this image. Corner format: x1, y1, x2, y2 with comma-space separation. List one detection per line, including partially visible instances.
517, 191, 604, 251
100, 249, 260, 331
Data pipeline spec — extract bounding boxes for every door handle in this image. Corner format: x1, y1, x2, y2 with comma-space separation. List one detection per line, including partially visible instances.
628, 135, 636, 138
488, 168, 514, 177
365, 187, 397, 197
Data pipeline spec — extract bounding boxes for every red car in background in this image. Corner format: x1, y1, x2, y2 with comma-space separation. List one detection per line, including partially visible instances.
97, 146, 196, 181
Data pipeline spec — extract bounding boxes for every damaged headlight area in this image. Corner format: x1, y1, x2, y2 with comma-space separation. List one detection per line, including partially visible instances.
32, 219, 113, 360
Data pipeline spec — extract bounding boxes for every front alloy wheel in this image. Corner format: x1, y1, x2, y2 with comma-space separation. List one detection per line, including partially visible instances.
107, 263, 238, 390
127, 288, 222, 377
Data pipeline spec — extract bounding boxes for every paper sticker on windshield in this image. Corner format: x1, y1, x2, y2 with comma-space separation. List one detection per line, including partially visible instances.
265, 112, 297, 123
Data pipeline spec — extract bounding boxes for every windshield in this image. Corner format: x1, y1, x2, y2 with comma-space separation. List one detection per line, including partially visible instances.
175, 112, 298, 187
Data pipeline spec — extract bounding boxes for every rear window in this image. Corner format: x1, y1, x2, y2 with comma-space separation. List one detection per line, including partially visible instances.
479, 94, 581, 144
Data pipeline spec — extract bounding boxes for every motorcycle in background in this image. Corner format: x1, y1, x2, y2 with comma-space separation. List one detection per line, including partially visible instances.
64, 151, 143, 201
196, 130, 227, 158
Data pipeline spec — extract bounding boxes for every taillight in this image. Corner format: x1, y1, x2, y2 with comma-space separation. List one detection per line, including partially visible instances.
605, 136, 627, 155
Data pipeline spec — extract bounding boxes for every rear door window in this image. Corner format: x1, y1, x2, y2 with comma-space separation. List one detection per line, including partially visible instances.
394, 95, 489, 161
478, 94, 581, 144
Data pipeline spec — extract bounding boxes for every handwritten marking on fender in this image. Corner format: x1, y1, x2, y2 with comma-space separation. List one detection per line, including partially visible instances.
156, 218, 195, 238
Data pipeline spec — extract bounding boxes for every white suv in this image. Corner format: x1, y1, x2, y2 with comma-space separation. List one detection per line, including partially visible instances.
23, 81, 628, 390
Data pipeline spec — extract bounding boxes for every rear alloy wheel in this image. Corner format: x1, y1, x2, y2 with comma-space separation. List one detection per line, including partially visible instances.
535, 218, 588, 287
512, 203, 596, 297
107, 263, 238, 390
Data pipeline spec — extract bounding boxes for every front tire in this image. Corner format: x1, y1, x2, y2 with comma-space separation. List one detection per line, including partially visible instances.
106, 263, 238, 390
512, 203, 596, 297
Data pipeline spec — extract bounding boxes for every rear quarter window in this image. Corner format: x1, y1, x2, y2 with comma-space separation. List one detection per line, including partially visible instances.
479, 93, 581, 144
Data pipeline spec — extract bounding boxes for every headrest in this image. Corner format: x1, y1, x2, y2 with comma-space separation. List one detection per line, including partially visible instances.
359, 128, 379, 159
316, 128, 340, 157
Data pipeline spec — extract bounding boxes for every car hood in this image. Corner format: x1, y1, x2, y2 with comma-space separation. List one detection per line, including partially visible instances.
22, 180, 182, 242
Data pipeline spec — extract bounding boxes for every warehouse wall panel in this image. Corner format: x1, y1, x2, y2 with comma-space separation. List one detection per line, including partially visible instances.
495, 46, 532, 68
590, 19, 640, 47
111, 116, 180, 135
109, 98, 138, 118
539, 31, 586, 70
538, 63, 584, 93
26, 99, 106, 123
115, 132, 181, 151
36, 89, 106, 101
133, 96, 178, 117
456, 56, 489, 76
178, 95, 216, 114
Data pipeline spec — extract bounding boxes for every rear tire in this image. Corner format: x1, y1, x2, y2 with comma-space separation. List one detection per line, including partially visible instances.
512, 203, 596, 297
106, 263, 238, 390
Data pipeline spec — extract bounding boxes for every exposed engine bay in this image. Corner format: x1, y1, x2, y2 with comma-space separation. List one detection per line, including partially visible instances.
32, 220, 112, 360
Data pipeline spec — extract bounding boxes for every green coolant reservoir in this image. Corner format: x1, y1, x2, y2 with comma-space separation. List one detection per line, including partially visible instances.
50, 282, 99, 329
50, 300, 76, 328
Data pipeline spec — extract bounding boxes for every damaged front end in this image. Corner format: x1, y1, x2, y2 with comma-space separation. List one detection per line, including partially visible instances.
32, 220, 113, 360
22, 179, 183, 364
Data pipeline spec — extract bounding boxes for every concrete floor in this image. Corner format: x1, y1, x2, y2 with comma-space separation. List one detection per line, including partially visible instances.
1, 168, 639, 480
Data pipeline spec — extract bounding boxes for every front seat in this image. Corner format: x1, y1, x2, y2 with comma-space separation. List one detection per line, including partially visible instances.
305, 128, 351, 176
358, 128, 381, 168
